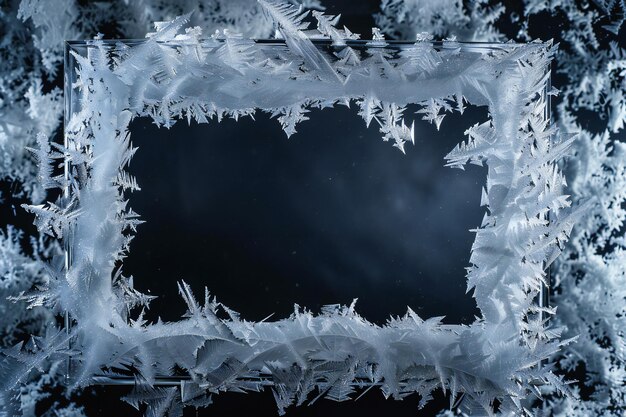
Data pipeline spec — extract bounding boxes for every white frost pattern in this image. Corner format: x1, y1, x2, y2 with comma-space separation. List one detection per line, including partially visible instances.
2, 2, 584, 416
377, 1, 626, 415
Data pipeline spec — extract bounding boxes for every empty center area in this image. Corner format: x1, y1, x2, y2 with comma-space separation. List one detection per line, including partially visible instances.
124, 105, 487, 325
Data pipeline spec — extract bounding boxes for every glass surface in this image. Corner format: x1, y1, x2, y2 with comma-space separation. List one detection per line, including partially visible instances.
62, 41, 553, 417
122, 104, 487, 325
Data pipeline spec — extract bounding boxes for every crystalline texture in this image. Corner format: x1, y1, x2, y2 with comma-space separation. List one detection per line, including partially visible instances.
3, 2, 583, 416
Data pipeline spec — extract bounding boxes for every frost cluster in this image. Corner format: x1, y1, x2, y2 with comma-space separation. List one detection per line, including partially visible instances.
2, 1, 584, 416
378, 1, 626, 415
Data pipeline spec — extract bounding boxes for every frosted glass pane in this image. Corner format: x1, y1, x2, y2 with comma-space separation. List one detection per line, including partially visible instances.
123, 105, 487, 325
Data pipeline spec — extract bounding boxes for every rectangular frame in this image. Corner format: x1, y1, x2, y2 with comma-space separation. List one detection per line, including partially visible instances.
46, 10, 577, 415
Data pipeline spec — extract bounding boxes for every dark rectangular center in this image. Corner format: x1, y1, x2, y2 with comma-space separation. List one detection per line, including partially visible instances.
124, 105, 487, 325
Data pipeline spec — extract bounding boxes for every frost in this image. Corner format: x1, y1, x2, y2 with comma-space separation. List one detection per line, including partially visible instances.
0, 1, 333, 415
17, 0, 80, 74
120, 0, 324, 39
378, 1, 626, 415
0, 3, 584, 416
0, 228, 52, 346
0, 0, 623, 416
312, 11, 360, 45
375, 0, 505, 42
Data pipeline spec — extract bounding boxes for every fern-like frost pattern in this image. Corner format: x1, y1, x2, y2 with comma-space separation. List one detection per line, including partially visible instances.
1, 2, 589, 416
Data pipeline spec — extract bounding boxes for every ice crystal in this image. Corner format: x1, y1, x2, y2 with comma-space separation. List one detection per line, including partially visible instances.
378, 1, 626, 415
375, 0, 505, 42
0, 3, 583, 416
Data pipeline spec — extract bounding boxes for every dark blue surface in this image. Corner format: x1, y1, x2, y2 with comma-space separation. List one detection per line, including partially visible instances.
124, 105, 487, 326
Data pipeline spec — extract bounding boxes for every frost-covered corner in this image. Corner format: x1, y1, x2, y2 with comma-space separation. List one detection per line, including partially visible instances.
2, 1, 585, 416
377, 1, 626, 415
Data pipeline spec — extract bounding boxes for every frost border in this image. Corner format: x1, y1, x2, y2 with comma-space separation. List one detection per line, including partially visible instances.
21, 8, 582, 416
